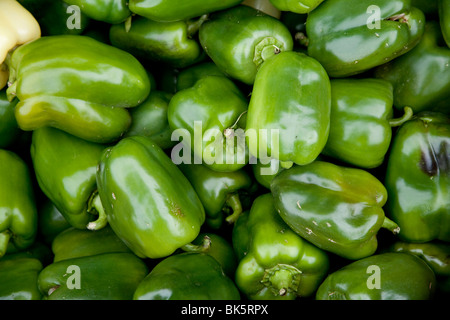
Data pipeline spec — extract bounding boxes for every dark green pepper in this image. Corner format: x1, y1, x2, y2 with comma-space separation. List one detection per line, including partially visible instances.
246, 51, 330, 168
271, 161, 400, 260
62, 0, 131, 24
316, 252, 436, 300
179, 163, 253, 229
96, 136, 205, 259
199, 5, 293, 85
109, 15, 206, 69
176, 62, 226, 92
133, 252, 240, 300
39, 0, 90, 36
375, 22, 450, 115
38, 252, 148, 300
306, 0, 425, 77
269, 0, 324, 14
323, 78, 413, 169
38, 199, 71, 245
6, 35, 150, 143
31, 127, 107, 230
0, 89, 20, 148
0, 149, 37, 258
190, 232, 238, 278
390, 241, 450, 294
128, 0, 245, 22
124, 90, 175, 150
168, 75, 249, 172
51, 226, 131, 262
0, 255, 43, 300
234, 193, 330, 300
439, 0, 450, 47
385, 112, 450, 242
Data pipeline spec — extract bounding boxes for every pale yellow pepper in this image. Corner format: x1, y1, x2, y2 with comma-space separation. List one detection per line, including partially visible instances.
0, 0, 41, 89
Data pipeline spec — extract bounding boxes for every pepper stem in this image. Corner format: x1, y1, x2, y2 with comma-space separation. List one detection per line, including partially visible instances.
86, 192, 108, 231
187, 14, 209, 38
295, 32, 309, 47
261, 264, 302, 297
382, 216, 400, 234
181, 235, 212, 253
389, 107, 413, 127
0, 231, 11, 258
225, 193, 243, 224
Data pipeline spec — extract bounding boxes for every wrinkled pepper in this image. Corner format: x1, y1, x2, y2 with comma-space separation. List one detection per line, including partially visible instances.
323, 78, 413, 169
306, 0, 425, 77
316, 252, 436, 300
128, 0, 245, 22
0, 0, 41, 90
62, 0, 131, 24
0, 149, 37, 258
96, 136, 205, 259
269, 0, 324, 14
375, 22, 450, 115
133, 252, 240, 300
168, 75, 249, 172
109, 15, 206, 69
385, 112, 450, 243
439, 0, 450, 47
38, 252, 148, 300
233, 194, 330, 299
31, 127, 108, 230
199, 5, 293, 85
246, 51, 331, 168
0, 89, 20, 148
124, 90, 175, 150
6, 35, 150, 143
271, 161, 400, 260
179, 163, 253, 229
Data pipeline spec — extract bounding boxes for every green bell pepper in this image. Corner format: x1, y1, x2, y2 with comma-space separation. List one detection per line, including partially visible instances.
109, 15, 206, 69
39, 0, 90, 36
252, 158, 286, 189
323, 78, 413, 169
0, 149, 37, 258
96, 136, 205, 259
38, 199, 71, 245
31, 127, 107, 230
306, 0, 426, 77
316, 252, 436, 300
0, 255, 43, 300
51, 226, 131, 262
176, 62, 226, 92
168, 75, 249, 172
179, 163, 253, 229
439, 0, 450, 47
124, 90, 175, 150
269, 0, 324, 14
190, 232, 238, 278
390, 241, 450, 294
271, 161, 400, 260
38, 252, 148, 300
199, 5, 293, 85
6, 35, 150, 143
234, 193, 330, 299
375, 22, 450, 115
128, 0, 245, 22
133, 252, 240, 300
62, 0, 131, 24
0, 89, 20, 148
246, 51, 330, 168
385, 112, 450, 243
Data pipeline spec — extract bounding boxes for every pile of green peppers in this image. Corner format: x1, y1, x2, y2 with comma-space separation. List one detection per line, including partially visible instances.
0, 0, 449, 301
